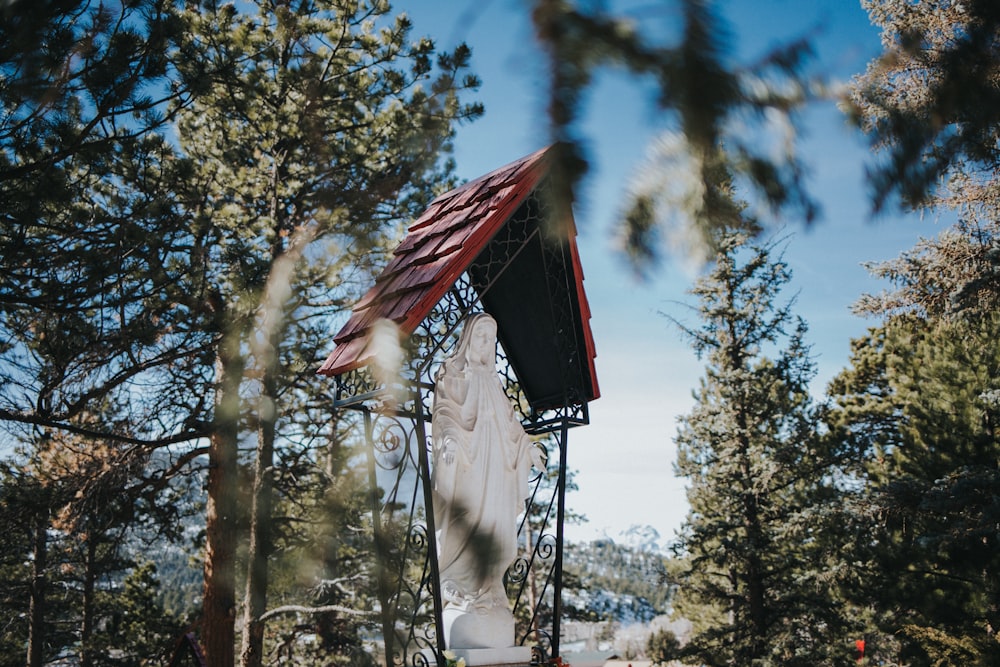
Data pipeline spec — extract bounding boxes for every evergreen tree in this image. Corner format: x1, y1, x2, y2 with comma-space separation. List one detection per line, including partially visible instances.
0, 0, 209, 447
2, 1, 481, 664
826, 314, 1000, 666
849, 0, 1000, 322
0, 465, 56, 667
530, 0, 819, 268
167, 2, 481, 663
669, 231, 854, 666
849, 0, 1000, 213
0, 497, 29, 666
0, 0, 188, 211
853, 215, 1000, 320
0, 422, 200, 666
647, 628, 681, 666
104, 562, 187, 666
1, 13, 218, 662
841, 7, 1000, 658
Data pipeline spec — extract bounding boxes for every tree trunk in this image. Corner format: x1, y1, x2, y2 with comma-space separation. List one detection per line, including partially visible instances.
239, 379, 276, 667
26, 503, 49, 667
81, 535, 97, 667
202, 328, 244, 667
738, 431, 768, 662
240, 200, 286, 667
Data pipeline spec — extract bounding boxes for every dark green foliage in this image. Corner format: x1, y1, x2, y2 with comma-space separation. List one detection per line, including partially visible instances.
826, 314, 1000, 666
0, 450, 198, 667
647, 628, 681, 666
842, 8, 1000, 658
0, 468, 42, 667
669, 231, 856, 666
849, 0, 1000, 213
0, 0, 208, 446
88, 562, 186, 667
531, 0, 818, 267
563, 538, 671, 624
1, 0, 482, 663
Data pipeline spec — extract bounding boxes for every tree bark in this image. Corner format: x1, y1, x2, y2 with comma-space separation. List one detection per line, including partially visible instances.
81, 535, 97, 667
26, 502, 49, 667
202, 328, 244, 667
738, 427, 768, 662
239, 162, 287, 667
239, 382, 276, 667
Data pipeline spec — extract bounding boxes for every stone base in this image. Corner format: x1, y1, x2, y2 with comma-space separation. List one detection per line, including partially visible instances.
420, 646, 532, 667
449, 646, 532, 667
442, 605, 515, 649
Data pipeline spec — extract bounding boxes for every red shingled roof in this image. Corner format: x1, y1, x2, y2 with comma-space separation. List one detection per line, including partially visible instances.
318, 146, 599, 405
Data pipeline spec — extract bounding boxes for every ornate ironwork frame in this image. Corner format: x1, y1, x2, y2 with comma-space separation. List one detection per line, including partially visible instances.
332, 189, 591, 667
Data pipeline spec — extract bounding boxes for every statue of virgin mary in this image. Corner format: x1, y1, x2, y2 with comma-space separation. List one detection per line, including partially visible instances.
431, 313, 542, 649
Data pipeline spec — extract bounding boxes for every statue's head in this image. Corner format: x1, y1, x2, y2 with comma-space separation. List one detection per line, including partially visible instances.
466, 315, 497, 366
446, 313, 497, 373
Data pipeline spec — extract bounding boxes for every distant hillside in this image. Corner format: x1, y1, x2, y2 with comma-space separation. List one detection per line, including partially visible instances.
564, 526, 672, 625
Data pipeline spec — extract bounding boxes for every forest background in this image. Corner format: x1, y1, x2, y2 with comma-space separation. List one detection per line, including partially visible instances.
1, 1, 999, 667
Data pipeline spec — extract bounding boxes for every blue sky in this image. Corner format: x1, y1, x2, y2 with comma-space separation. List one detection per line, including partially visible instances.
398, 0, 940, 545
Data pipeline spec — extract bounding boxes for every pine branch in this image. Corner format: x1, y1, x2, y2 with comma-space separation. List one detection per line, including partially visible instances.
257, 604, 375, 623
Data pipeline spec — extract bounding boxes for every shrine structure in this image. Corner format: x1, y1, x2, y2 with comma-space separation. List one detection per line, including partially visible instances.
318, 146, 599, 667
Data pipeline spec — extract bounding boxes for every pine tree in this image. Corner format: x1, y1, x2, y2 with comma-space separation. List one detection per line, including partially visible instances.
2, 1, 481, 663
0, 465, 55, 667
841, 8, 1000, 658
849, 0, 1000, 213
669, 231, 854, 666
848, 2, 1000, 322
168, 2, 482, 663
0, 0, 209, 445
530, 0, 819, 268
0, 20, 219, 661
826, 314, 1000, 666
646, 628, 681, 666
847, 0, 1000, 358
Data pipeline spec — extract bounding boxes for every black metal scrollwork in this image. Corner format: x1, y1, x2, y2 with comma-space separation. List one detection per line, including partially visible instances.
409, 649, 433, 667
505, 556, 531, 587
372, 418, 409, 471
527, 629, 554, 663
535, 533, 557, 562
407, 523, 428, 552
336, 187, 593, 666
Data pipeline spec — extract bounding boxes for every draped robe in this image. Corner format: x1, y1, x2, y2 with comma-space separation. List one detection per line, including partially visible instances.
431, 316, 541, 612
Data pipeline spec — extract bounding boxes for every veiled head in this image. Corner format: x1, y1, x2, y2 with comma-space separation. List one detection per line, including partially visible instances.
446, 313, 498, 373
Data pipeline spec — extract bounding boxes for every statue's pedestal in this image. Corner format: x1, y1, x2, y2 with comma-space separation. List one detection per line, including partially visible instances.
430, 605, 531, 666
421, 646, 532, 667
448, 646, 532, 667
443, 605, 514, 649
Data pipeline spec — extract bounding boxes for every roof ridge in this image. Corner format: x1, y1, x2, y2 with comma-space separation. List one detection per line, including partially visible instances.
318, 144, 599, 409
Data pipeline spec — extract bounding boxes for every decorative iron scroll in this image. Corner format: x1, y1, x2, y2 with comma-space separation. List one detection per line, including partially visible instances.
334, 188, 590, 667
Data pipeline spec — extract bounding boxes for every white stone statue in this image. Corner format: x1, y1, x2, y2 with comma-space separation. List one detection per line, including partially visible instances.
431, 313, 542, 651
